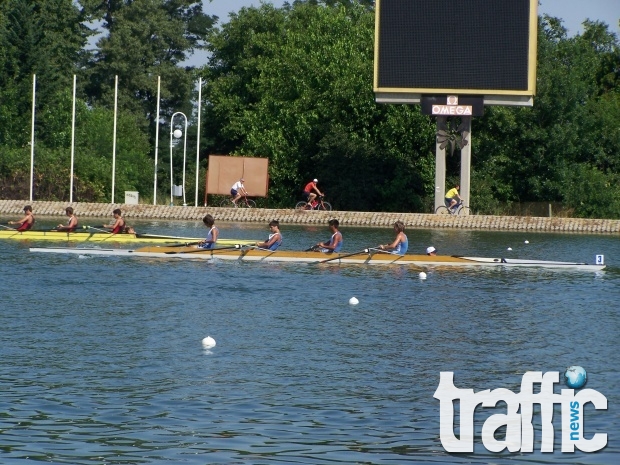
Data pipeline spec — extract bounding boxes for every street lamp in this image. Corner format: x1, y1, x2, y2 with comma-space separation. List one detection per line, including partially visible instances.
169, 112, 188, 206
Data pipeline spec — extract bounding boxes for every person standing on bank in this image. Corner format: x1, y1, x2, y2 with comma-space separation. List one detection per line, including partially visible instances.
255, 220, 282, 251
199, 214, 219, 249
302, 178, 323, 207
102, 208, 126, 234
378, 221, 408, 255
8, 205, 35, 231
56, 207, 78, 232
230, 178, 249, 207
316, 219, 343, 253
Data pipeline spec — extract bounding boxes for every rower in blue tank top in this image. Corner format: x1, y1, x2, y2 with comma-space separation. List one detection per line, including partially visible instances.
199, 214, 219, 249
378, 221, 408, 255
316, 219, 343, 253
255, 220, 282, 251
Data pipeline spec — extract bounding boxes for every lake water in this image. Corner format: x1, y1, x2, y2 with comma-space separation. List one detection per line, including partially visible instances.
1, 219, 618, 464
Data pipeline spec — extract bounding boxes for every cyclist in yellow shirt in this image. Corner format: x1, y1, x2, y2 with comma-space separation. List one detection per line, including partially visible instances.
444, 185, 462, 213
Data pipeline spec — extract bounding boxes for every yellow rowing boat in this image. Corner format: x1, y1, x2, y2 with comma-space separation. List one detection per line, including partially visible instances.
0, 229, 257, 245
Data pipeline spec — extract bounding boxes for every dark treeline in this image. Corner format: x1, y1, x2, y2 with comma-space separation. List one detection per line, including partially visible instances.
1, 1, 619, 217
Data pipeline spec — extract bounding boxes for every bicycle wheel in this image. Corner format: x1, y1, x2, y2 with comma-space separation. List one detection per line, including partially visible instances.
239, 199, 256, 208
318, 202, 332, 211
295, 201, 309, 210
220, 198, 236, 208
434, 205, 450, 215
456, 205, 471, 216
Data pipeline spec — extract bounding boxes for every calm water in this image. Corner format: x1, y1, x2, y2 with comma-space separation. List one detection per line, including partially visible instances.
1, 218, 619, 464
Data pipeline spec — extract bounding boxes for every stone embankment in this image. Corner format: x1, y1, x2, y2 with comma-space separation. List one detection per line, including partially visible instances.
1, 200, 619, 233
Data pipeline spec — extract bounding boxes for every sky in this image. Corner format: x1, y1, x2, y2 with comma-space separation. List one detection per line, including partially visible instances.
188, 1, 620, 66
202, 0, 620, 36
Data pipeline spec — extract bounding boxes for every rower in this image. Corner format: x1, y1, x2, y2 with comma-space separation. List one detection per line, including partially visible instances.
316, 219, 343, 253
426, 246, 437, 256
198, 214, 219, 249
378, 221, 408, 255
56, 207, 78, 232
8, 205, 35, 231
102, 208, 126, 234
255, 220, 282, 251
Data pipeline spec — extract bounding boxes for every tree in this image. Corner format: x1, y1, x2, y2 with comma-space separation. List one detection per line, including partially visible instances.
201, 2, 434, 211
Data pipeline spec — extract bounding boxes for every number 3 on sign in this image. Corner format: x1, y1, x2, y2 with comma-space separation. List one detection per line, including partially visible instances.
596, 255, 605, 265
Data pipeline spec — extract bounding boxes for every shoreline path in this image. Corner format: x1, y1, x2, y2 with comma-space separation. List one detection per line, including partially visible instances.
1, 200, 619, 233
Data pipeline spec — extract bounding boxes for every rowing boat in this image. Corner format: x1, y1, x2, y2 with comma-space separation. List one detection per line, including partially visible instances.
28, 245, 606, 271
0, 230, 256, 245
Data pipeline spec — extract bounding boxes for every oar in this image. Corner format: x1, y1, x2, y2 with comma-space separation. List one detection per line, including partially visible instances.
304, 245, 319, 252
0, 224, 17, 231
168, 241, 204, 247
317, 248, 371, 264
83, 225, 110, 234
163, 244, 242, 255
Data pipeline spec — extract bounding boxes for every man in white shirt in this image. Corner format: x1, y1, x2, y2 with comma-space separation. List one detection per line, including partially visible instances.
230, 178, 248, 206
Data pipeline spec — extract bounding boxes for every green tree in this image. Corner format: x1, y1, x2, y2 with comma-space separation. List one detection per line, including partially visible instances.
201, 2, 434, 211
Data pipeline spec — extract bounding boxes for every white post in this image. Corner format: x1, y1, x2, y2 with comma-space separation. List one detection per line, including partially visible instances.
70, 74, 76, 203
153, 76, 161, 205
459, 116, 472, 215
195, 77, 202, 207
170, 112, 188, 206
29, 74, 36, 202
434, 116, 447, 212
111, 75, 118, 203
182, 119, 188, 206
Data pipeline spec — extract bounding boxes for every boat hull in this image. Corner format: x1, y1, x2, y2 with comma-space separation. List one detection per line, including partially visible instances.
0, 230, 255, 245
28, 246, 606, 271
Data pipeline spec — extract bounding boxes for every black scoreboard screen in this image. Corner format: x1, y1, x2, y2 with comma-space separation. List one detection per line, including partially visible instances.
374, 0, 537, 100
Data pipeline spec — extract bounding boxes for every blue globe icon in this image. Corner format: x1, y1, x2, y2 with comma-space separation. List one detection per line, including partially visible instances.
564, 366, 587, 389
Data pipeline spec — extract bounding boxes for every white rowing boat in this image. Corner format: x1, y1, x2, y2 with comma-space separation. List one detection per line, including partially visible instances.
28, 245, 606, 271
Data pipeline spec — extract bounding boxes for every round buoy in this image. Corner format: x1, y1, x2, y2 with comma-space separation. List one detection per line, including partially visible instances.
524, 240, 529, 244
419, 272, 427, 280
507, 247, 513, 251
201, 336, 216, 349
349, 297, 359, 305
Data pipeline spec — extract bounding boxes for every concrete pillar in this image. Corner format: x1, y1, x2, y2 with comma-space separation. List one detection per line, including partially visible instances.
459, 116, 472, 215
434, 116, 447, 212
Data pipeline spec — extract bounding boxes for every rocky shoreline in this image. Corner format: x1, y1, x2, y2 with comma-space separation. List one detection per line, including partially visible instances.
1, 200, 619, 233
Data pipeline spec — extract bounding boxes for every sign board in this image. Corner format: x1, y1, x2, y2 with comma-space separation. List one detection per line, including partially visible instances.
206, 156, 269, 197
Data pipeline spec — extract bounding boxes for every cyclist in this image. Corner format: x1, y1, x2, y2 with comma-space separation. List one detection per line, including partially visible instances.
302, 178, 323, 208
444, 184, 462, 213
230, 178, 248, 207
316, 219, 342, 253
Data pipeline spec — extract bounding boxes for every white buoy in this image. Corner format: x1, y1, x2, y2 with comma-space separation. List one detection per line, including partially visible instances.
507, 247, 513, 251
524, 240, 529, 244
173, 129, 182, 138
419, 272, 427, 280
201, 336, 216, 349
349, 297, 359, 305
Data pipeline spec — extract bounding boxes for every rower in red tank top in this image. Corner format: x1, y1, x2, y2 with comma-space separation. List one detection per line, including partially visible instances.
8, 205, 35, 231
56, 207, 78, 232
102, 208, 127, 234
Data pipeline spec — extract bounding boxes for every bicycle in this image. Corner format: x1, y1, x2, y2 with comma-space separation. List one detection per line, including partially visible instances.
435, 200, 470, 215
220, 194, 256, 208
295, 195, 332, 211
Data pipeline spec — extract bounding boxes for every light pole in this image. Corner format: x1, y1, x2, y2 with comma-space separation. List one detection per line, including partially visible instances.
169, 112, 187, 206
